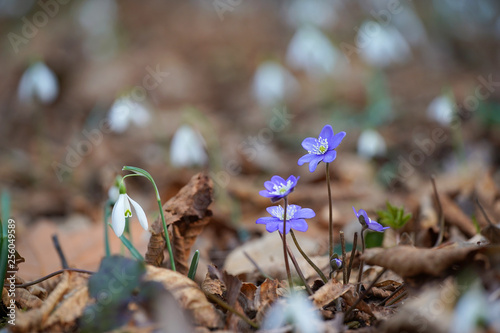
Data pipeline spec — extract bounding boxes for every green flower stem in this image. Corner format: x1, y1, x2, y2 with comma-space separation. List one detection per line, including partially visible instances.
357, 228, 366, 293
346, 232, 358, 283
0, 191, 11, 294
117, 231, 144, 261
204, 291, 259, 329
290, 230, 328, 284
326, 162, 333, 272
340, 231, 347, 285
280, 233, 313, 296
122, 166, 176, 271
282, 197, 293, 290
103, 201, 111, 257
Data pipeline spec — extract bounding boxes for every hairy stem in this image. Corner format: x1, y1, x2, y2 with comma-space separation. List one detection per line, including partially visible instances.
280, 233, 313, 295
356, 228, 366, 293
282, 197, 293, 289
290, 230, 327, 283
326, 163, 333, 268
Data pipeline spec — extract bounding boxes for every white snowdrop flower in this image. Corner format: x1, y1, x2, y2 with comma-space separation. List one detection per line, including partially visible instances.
18, 61, 59, 104
111, 192, 148, 237
107, 96, 151, 133
356, 21, 411, 68
451, 282, 489, 333
170, 124, 208, 168
262, 292, 322, 333
357, 129, 387, 159
286, 25, 341, 79
427, 94, 455, 126
285, 0, 338, 29
252, 61, 299, 107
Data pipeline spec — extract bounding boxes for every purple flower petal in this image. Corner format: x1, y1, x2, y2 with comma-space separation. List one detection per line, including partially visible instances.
352, 206, 359, 217
256, 216, 278, 224
328, 131, 346, 149
294, 208, 315, 219
264, 181, 275, 191
298, 153, 316, 165
270, 175, 286, 184
290, 219, 308, 232
266, 222, 280, 233
308, 155, 323, 172
266, 206, 281, 217
367, 220, 389, 232
322, 150, 337, 163
259, 190, 273, 197
301, 137, 318, 151
319, 125, 334, 142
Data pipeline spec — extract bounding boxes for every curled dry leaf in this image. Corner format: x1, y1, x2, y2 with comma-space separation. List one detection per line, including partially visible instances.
440, 194, 477, 238
13, 271, 71, 333
145, 172, 213, 275
311, 278, 350, 309
361, 244, 482, 279
144, 265, 222, 329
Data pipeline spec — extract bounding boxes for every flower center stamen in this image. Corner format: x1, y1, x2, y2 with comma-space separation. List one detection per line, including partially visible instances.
270, 180, 293, 196
275, 205, 297, 221
308, 137, 329, 155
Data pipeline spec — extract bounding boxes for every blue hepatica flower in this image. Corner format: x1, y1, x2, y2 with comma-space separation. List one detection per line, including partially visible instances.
353, 207, 389, 232
256, 205, 315, 234
259, 175, 299, 203
298, 125, 346, 172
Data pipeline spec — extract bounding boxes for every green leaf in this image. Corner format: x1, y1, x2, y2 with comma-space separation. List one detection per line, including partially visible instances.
188, 250, 200, 281
81, 256, 146, 332
365, 231, 384, 248
376, 201, 412, 230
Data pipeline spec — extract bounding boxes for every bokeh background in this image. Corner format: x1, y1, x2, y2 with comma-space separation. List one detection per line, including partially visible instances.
1, 0, 500, 279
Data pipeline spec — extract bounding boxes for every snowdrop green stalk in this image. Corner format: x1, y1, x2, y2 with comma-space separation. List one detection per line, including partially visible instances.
187, 250, 200, 281
103, 201, 112, 257
0, 191, 11, 295
122, 166, 176, 271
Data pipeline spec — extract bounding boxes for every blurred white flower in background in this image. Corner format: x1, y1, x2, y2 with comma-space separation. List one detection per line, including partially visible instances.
252, 61, 299, 107
286, 25, 343, 79
357, 129, 387, 159
170, 124, 208, 168
17, 61, 59, 104
107, 96, 151, 133
262, 292, 322, 333
285, 0, 339, 29
356, 21, 411, 68
451, 281, 500, 333
427, 94, 455, 126
359, 1, 428, 46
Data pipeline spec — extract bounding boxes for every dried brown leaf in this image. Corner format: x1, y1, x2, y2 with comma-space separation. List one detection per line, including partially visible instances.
361, 244, 481, 279
43, 285, 88, 330
145, 172, 213, 275
13, 271, 70, 333
311, 278, 350, 309
440, 194, 477, 238
144, 265, 222, 328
